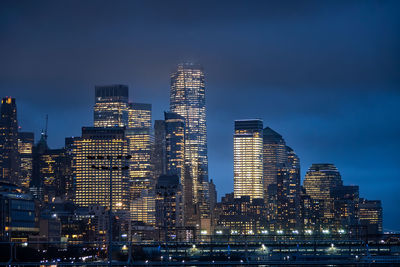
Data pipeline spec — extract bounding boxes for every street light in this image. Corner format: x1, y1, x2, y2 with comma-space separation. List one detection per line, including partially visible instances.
87, 154, 131, 267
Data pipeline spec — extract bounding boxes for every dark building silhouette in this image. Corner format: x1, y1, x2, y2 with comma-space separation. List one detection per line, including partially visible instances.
153, 120, 166, 179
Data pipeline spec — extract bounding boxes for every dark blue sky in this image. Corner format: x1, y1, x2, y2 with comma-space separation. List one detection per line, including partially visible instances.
1, 1, 399, 230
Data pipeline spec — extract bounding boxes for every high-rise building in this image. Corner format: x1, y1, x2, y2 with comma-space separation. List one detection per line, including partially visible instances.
130, 189, 155, 226
18, 132, 34, 189
0, 97, 20, 185
359, 198, 383, 235
275, 146, 301, 232
94, 85, 129, 127
0, 181, 38, 241
262, 127, 287, 201
331, 185, 359, 231
233, 119, 264, 201
164, 112, 185, 180
155, 175, 184, 241
170, 63, 209, 218
125, 102, 154, 223
153, 120, 167, 179
303, 163, 343, 229
128, 103, 151, 128
126, 128, 153, 186
73, 127, 130, 211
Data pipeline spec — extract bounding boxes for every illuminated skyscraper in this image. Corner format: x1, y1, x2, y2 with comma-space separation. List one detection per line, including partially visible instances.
155, 175, 184, 241
18, 132, 34, 189
170, 63, 209, 217
303, 163, 343, 228
0, 97, 20, 185
73, 127, 130, 211
94, 85, 129, 127
262, 127, 287, 201
275, 146, 301, 231
128, 103, 151, 128
233, 119, 264, 201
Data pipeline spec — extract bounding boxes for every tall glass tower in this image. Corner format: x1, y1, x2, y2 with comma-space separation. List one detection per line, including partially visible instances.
233, 119, 264, 201
0, 97, 20, 185
262, 127, 287, 201
170, 63, 209, 217
303, 163, 343, 228
94, 85, 129, 127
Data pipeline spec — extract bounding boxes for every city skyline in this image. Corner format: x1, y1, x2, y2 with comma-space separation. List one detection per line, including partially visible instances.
1, 0, 399, 232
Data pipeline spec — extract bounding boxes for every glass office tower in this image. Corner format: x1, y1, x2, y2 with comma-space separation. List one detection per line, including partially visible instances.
303, 163, 343, 228
233, 119, 264, 201
170, 63, 209, 217
94, 85, 129, 127
18, 132, 34, 189
0, 97, 20, 185
262, 127, 287, 201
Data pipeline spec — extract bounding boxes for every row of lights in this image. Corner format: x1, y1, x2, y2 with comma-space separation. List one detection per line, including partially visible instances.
212, 229, 347, 235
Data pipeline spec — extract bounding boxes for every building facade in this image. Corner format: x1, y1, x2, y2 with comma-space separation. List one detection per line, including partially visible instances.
94, 85, 129, 127
233, 119, 264, 201
73, 127, 130, 211
0, 97, 20, 185
170, 63, 209, 218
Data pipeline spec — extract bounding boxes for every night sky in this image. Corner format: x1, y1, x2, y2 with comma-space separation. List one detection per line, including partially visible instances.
1, 1, 399, 230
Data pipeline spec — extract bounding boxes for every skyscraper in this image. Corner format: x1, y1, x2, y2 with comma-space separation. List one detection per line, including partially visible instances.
18, 132, 34, 189
164, 112, 185, 180
153, 120, 167, 179
73, 127, 130, 211
155, 175, 184, 241
233, 119, 264, 201
359, 198, 383, 235
0, 97, 20, 185
303, 163, 343, 229
275, 146, 301, 231
170, 63, 209, 217
128, 103, 151, 128
94, 85, 129, 127
262, 127, 287, 201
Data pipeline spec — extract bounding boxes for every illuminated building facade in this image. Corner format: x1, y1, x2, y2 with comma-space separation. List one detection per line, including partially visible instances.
126, 128, 153, 185
170, 63, 209, 218
233, 119, 264, 201
216, 193, 267, 235
94, 85, 129, 127
130, 189, 155, 226
128, 103, 151, 128
262, 127, 287, 201
73, 127, 130, 211
0, 97, 20, 185
359, 198, 383, 235
303, 163, 343, 229
18, 132, 34, 189
125, 103, 154, 224
0, 181, 38, 241
155, 175, 184, 241
331, 185, 359, 231
275, 146, 301, 232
